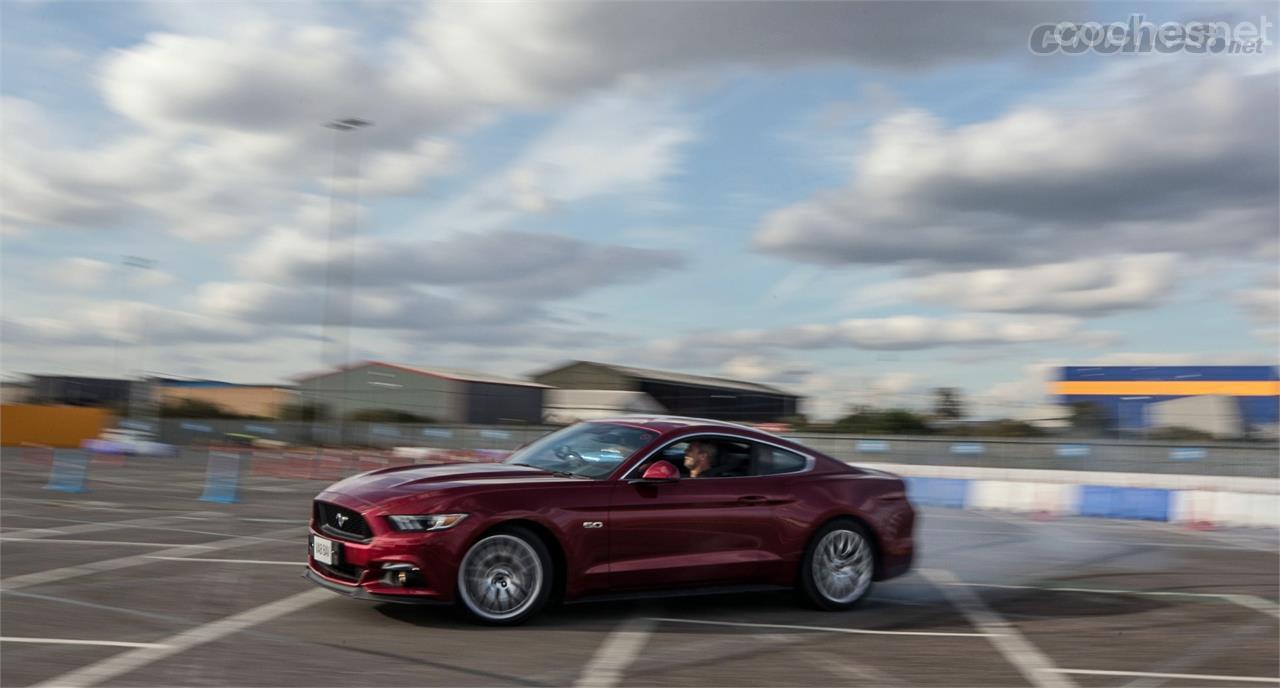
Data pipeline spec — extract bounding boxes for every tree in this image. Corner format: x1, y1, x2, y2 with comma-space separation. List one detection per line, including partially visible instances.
932, 387, 966, 420
950, 419, 1046, 438
833, 407, 933, 435
1148, 425, 1215, 441
160, 398, 261, 419
1067, 401, 1110, 435
781, 414, 810, 430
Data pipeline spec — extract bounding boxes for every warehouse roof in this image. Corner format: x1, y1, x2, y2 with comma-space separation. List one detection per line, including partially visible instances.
295, 361, 550, 388
537, 361, 797, 396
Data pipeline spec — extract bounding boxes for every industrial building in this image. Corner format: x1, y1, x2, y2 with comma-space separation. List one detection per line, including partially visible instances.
532, 361, 801, 422
26, 375, 137, 407
543, 389, 666, 424
1053, 366, 1280, 438
294, 361, 548, 425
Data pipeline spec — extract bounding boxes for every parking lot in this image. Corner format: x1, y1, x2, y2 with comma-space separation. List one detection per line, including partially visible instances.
2, 450, 1277, 687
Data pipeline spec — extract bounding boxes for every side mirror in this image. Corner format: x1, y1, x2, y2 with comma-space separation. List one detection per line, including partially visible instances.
636, 460, 680, 483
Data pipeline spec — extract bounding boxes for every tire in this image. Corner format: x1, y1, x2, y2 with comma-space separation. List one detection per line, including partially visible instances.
798, 519, 876, 611
456, 526, 553, 625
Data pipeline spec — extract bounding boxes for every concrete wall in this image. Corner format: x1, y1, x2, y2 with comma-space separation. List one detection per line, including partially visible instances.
1, 405, 111, 447
155, 419, 556, 449
785, 433, 1278, 478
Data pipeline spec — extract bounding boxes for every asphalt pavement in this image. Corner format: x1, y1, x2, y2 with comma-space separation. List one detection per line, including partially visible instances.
1, 450, 1276, 687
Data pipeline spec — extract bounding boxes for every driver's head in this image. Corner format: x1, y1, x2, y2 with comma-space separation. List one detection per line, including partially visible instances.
683, 441, 718, 477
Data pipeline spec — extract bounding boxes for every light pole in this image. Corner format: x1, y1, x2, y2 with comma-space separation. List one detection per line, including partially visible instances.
318, 118, 371, 446
116, 255, 156, 421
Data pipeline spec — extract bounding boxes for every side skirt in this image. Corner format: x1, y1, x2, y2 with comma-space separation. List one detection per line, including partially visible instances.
565, 583, 791, 605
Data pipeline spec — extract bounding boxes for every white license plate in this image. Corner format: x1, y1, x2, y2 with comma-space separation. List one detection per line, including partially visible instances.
312, 535, 336, 565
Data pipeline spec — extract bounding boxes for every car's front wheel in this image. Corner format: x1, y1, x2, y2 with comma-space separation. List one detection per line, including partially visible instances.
456, 526, 552, 625
798, 519, 876, 610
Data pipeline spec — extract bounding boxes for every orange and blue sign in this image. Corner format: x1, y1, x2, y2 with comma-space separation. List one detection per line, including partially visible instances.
1055, 366, 1279, 430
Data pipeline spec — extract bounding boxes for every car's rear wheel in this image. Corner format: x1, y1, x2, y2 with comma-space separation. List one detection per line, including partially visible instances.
456, 526, 551, 625
798, 519, 875, 610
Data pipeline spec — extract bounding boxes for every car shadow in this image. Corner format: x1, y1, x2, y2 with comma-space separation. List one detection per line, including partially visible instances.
375, 581, 1170, 632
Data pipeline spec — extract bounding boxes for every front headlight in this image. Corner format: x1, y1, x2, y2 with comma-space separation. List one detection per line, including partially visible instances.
386, 513, 469, 532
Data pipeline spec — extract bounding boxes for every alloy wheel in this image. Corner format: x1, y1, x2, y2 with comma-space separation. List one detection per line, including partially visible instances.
811, 528, 873, 604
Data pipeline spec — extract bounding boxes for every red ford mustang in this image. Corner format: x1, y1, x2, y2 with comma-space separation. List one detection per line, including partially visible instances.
305, 416, 915, 624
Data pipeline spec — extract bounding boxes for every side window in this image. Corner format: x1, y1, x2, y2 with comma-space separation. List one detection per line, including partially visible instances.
755, 447, 807, 476
643, 437, 754, 478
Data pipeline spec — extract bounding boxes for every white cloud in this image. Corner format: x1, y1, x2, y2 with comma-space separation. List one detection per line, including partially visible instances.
866, 254, 1180, 315
239, 228, 683, 300
48, 258, 112, 291
393, 1, 1067, 108
718, 314, 1088, 351
423, 90, 695, 232
1235, 272, 1280, 327
331, 137, 457, 196
754, 68, 1278, 270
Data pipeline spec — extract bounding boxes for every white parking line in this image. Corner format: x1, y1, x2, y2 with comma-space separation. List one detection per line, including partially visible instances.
33, 588, 332, 688
1, 513, 299, 542
1, 637, 169, 649
646, 616, 997, 638
0, 538, 216, 548
143, 556, 298, 566
800, 649, 909, 686
920, 569, 1076, 688
951, 582, 1280, 620
0, 526, 304, 591
1, 515, 196, 540
574, 615, 656, 688
1050, 668, 1280, 683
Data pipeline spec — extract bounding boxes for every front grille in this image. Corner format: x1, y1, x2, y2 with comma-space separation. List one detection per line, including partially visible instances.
314, 559, 363, 582
313, 501, 372, 542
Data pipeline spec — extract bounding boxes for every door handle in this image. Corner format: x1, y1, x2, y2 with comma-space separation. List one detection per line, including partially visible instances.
738, 495, 767, 504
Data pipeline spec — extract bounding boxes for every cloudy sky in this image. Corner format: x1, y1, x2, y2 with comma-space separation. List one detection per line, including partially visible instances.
2, 1, 1277, 419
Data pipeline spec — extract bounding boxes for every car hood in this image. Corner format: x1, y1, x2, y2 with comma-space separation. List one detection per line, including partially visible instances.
320, 462, 580, 506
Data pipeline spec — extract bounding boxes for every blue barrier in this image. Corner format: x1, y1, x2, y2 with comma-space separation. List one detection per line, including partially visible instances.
905, 477, 970, 508
856, 440, 890, 453
1078, 485, 1170, 521
199, 451, 244, 504
1055, 444, 1091, 458
950, 443, 985, 456
1170, 447, 1206, 461
44, 450, 90, 493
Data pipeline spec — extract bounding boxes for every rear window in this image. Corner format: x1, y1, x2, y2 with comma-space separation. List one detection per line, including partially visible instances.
757, 447, 807, 475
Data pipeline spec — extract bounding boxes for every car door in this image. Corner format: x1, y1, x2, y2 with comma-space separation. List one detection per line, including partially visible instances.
606, 435, 787, 591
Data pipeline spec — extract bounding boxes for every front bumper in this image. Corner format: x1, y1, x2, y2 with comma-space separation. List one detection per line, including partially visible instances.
302, 567, 448, 605
305, 523, 469, 604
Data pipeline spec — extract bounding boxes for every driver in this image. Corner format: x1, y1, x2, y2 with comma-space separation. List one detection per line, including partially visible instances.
683, 440, 721, 478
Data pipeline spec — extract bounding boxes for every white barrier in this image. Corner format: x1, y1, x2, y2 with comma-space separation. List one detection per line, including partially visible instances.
856, 462, 1279, 528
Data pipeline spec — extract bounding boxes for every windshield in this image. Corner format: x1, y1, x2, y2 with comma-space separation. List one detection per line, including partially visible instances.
505, 422, 657, 479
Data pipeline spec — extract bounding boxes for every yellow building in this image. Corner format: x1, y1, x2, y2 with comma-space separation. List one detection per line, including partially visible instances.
158, 382, 295, 418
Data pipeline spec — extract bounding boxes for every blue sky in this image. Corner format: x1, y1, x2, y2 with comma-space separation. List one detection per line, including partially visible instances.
2, 1, 1276, 419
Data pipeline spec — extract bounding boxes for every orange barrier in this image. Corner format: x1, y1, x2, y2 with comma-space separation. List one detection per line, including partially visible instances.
2, 405, 111, 448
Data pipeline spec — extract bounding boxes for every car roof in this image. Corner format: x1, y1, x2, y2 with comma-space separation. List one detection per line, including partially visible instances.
588, 415, 778, 437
